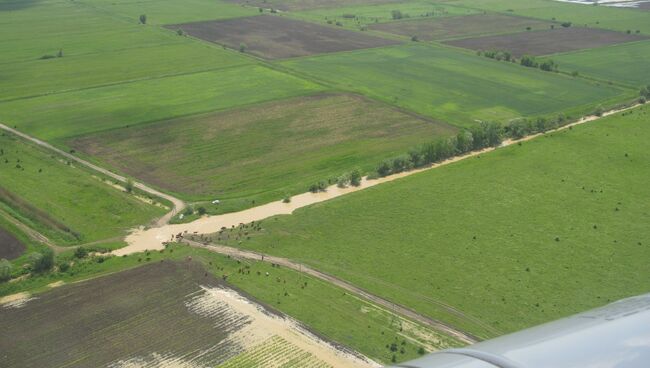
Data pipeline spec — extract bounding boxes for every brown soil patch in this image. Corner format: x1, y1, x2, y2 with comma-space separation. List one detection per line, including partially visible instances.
445, 27, 648, 57
166, 15, 399, 59
370, 13, 552, 41
0, 227, 25, 260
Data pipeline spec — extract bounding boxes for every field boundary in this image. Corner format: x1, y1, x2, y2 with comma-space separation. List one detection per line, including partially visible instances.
184, 239, 480, 344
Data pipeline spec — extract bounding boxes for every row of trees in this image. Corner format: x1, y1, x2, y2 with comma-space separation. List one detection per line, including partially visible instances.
479, 50, 558, 72
376, 121, 503, 177
375, 112, 580, 178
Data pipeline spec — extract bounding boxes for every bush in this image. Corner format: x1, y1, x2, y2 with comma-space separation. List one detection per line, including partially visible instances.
30, 248, 54, 273
74, 247, 88, 259
377, 160, 392, 177
561, 21, 572, 28
40, 54, 56, 60
0, 259, 11, 282
336, 175, 350, 188
282, 196, 291, 203
239, 43, 247, 52
197, 206, 207, 215
177, 28, 184, 36
349, 169, 362, 187
58, 262, 70, 272
391, 10, 403, 20
139, 14, 147, 24
125, 179, 134, 193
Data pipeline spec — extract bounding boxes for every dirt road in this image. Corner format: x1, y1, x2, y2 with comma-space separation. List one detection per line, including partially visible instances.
0, 124, 185, 226
185, 239, 481, 345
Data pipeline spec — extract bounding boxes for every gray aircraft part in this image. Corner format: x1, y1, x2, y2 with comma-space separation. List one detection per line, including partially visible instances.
390, 293, 650, 368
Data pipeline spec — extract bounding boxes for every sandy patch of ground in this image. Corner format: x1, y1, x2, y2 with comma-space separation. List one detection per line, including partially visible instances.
197, 285, 379, 368
0, 292, 35, 309
48, 281, 64, 288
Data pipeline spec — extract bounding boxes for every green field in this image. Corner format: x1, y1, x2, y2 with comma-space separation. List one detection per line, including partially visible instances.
0, 65, 323, 142
79, 0, 258, 25
0, 43, 251, 101
0, 0, 189, 64
224, 106, 650, 338
68, 94, 456, 200
441, 0, 650, 34
552, 41, 650, 87
289, 1, 478, 29
280, 44, 628, 127
0, 133, 165, 245
0, 245, 459, 365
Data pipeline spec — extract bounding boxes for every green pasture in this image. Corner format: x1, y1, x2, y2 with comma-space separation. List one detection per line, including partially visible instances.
0, 65, 323, 142
0, 133, 165, 245
0, 43, 250, 101
441, 0, 650, 34
225, 106, 650, 339
280, 44, 628, 127
68, 94, 456, 201
552, 40, 650, 87
290, 1, 477, 29
78, 0, 258, 25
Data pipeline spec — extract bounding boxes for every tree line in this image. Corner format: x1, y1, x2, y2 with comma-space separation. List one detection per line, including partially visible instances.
478, 50, 558, 72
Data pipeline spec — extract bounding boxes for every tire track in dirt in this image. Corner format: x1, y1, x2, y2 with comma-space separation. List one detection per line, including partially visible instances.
184, 239, 481, 345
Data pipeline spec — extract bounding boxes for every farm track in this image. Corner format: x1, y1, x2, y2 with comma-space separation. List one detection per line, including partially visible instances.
0, 123, 185, 227
185, 239, 480, 345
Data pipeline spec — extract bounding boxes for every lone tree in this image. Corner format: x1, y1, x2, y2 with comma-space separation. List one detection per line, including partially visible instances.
139, 14, 147, 24
239, 43, 247, 53
391, 9, 403, 20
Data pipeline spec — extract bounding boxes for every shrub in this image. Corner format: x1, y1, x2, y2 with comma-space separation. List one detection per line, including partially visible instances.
282, 196, 291, 203
391, 10, 403, 20
0, 259, 11, 282
411, 35, 419, 42
377, 160, 392, 177
197, 206, 207, 215
177, 28, 184, 36
336, 175, 350, 188
58, 262, 70, 272
40, 54, 56, 60
139, 14, 147, 24
125, 179, 134, 193
74, 247, 88, 259
349, 169, 362, 187
239, 43, 247, 52
309, 184, 319, 193
417, 347, 426, 355
561, 21, 571, 28
30, 248, 54, 273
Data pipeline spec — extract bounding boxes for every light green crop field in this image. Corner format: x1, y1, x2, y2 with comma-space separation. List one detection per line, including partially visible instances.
289, 1, 478, 29
440, 0, 650, 35
552, 41, 650, 87
226, 106, 650, 339
280, 44, 628, 127
0, 0, 188, 64
0, 65, 323, 142
68, 94, 456, 200
78, 0, 258, 25
0, 43, 251, 101
0, 133, 165, 246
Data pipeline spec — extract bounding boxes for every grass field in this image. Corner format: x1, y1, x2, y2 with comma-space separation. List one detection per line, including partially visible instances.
369, 13, 551, 40
290, 1, 478, 29
0, 133, 165, 245
0, 42, 251, 101
280, 44, 627, 127
440, 0, 650, 34
0, 0, 189, 64
552, 40, 650, 87
168, 15, 399, 59
68, 94, 455, 200
79, 0, 258, 25
0, 246, 459, 365
0, 65, 323, 142
224, 106, 650, 339
445, 27, 647, 57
